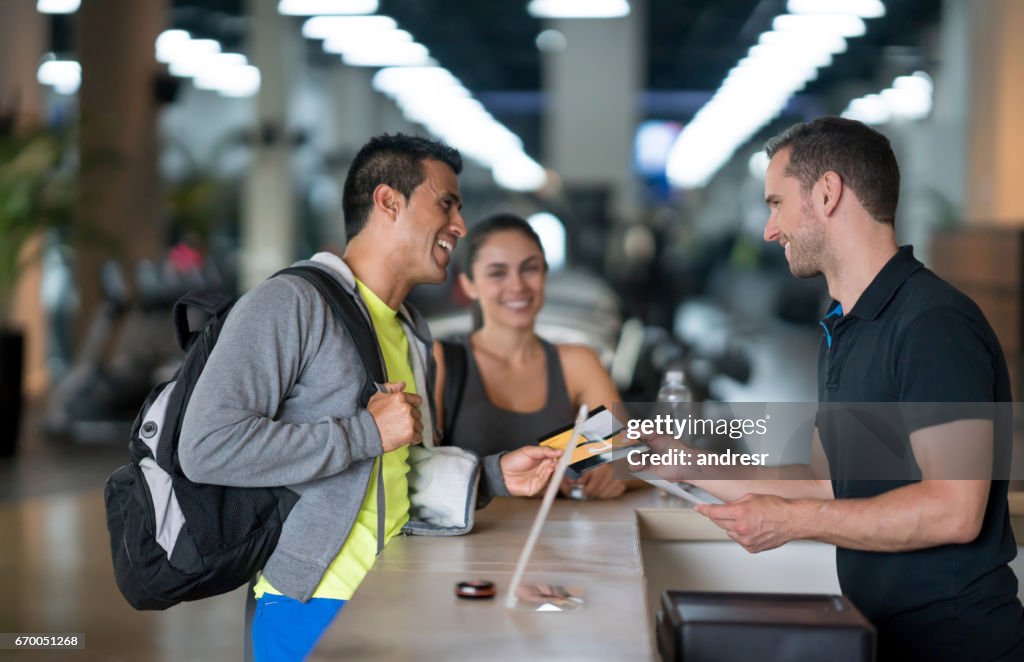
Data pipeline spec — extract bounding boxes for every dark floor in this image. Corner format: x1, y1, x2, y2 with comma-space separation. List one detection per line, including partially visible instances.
0, 404, 247, 661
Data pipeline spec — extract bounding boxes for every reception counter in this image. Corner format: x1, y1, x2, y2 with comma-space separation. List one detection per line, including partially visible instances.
313, 489, 1024, 661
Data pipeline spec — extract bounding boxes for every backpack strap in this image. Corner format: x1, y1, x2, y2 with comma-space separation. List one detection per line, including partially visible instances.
279, 265, 393, 557
440, 339, 468, 446
275, 266, 384, 408
172, 291, 235, 352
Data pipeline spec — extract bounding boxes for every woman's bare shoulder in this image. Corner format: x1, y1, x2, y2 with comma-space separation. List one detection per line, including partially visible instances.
556, 343, 606, 377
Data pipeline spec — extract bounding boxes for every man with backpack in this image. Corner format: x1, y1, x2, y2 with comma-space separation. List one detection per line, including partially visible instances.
178, 134, 561, 660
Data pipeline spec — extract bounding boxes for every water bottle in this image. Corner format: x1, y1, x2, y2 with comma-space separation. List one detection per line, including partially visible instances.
654, 369, 691, 498
657, 369, 690, 410
657, 369, 690, 431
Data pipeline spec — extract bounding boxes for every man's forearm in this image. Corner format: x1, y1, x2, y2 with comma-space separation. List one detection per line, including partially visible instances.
789, 480, 989, 552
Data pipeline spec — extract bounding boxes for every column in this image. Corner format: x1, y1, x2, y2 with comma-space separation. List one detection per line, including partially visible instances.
77, 0, 166, 334
0, 1, 48, 396
965, 0, 1024, 224
325, 65, 377, 246
541, 0, 645, 223
241, 0, 299, 289
0, 0, 46, 125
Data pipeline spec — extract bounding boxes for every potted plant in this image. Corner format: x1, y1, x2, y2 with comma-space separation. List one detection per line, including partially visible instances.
0, 121, 75, 456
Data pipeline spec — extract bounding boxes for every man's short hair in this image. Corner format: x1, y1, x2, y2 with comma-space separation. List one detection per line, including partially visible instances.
342, 133, 463, 239
764, 116, 900, 225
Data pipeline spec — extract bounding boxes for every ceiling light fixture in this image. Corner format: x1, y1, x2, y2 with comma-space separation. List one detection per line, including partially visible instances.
36, 0, 80, 14
302, 15, 397, 39
323, 28, 412, 53
156, 30, 193, 63
37, 57, 81, 94
758, 31, 847, 55
666, 5, 883, 189
787, 0, 885, 19
372, 66, 546, 191
773, 13, 866, 38
299, 11, 546, 191
214, 66, 262, 98
342, 42, 433, 67
278, 0, 377, 16
842, 71, 932, 124
494, 153, 549, 192
527, 0, 630, 19
192, 54, 250, 90
154, 31, 259, 98
167, 39, 223, 77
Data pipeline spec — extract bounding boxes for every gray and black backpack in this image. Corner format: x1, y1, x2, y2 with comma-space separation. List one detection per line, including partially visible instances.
104, 265, 383, 609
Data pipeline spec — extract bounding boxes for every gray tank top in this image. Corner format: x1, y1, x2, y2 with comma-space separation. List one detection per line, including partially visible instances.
449, 337, 575, 457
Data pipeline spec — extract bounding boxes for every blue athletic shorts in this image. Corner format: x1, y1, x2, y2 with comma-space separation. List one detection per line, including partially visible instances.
252, 593, 346, 661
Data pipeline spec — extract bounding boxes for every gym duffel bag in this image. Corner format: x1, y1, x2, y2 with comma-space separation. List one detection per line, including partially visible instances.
104, 265, 383, 610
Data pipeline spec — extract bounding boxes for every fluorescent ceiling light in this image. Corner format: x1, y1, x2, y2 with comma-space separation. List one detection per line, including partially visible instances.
37, 59, 81, 94
493, 153, 548, 192
893, 71, 933, 93
666, 2, 878, 187
278, 0, 377, 15
343, 42, 432, 67
302, 15, 396, 39
368, 49, 543, 190
156, 30, 192, 63
787, 0, 885, 19
193, 53, 250, 90
398, 97, 488, 126
215, 65, 261, 98
167, 39, 223, 77
394, 86, 472, 107
373, 66, 463, 96
323, 29, 412, 54
758, 30, 847, 55
527, 0, 630, 19
773, 13, 866, 37
748, 44, 833, 68
843, 94, 890, 124
37, 0, 79, 13
841, 71, 932, 124
881, 87, 929, 118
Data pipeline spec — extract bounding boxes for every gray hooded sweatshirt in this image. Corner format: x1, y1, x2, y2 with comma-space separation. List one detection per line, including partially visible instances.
179, 253, 508, 601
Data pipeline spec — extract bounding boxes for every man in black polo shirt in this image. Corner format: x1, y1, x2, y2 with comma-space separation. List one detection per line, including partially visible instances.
687, 117, 1024, 661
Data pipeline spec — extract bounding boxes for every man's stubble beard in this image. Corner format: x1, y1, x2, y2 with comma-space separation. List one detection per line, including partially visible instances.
787, 201, 829, 279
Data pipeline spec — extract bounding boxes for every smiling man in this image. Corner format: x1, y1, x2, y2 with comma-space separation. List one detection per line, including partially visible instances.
682, 117, 1024, 661
179, 134, 560, 661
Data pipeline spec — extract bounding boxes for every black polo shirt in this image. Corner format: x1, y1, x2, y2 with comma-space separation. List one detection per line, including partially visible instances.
816, 246, 1023, 660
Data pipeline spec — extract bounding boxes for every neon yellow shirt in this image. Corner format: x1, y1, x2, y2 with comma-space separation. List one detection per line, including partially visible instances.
254, 279, 412, 600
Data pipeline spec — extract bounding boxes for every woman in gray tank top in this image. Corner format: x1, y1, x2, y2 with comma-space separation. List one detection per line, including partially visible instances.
431, 214, 628, 500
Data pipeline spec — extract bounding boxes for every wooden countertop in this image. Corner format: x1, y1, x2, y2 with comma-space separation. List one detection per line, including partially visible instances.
313, 490, 1024, 660
313, 490, 677, 661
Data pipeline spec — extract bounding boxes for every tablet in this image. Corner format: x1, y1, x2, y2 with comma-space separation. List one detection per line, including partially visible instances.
630, 471, 724, 505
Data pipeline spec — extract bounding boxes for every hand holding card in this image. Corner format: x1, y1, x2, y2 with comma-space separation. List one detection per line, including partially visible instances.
538, 407, 647, 479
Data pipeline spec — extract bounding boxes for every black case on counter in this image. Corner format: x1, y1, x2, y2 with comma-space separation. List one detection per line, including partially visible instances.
656, 591, 875, 662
